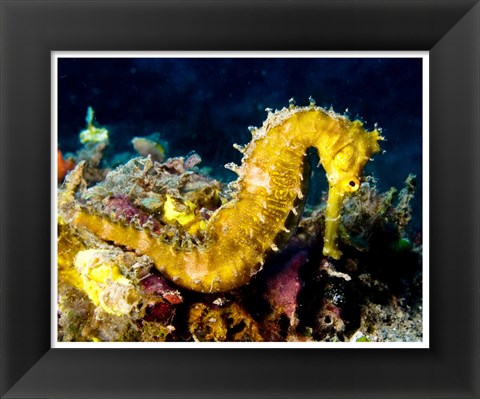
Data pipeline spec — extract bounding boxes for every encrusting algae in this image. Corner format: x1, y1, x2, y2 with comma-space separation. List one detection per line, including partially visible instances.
73, 103, 383, 293
73, 249, 141, 316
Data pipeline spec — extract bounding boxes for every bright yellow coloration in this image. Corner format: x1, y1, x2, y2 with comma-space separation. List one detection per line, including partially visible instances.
74, 105, 382, 293
73, 249, 140, 316
187, 220, 207, 235
163, 194, 197, 226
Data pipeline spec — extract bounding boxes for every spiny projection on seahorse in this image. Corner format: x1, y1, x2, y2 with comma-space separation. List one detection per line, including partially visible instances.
73, 102, 383, 293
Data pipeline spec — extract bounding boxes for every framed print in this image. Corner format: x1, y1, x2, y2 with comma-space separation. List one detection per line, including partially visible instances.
53, 53, 427, 348
1, 1, 479, 398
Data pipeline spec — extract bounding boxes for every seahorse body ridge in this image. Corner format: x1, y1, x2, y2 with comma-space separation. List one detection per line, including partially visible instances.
73, 105, 382, 293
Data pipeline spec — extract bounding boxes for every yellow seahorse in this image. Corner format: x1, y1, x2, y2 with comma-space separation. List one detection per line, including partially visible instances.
73, 104, 382, 293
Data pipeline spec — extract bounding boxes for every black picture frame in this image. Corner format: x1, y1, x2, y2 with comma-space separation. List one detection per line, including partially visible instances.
1, 0, 478, 398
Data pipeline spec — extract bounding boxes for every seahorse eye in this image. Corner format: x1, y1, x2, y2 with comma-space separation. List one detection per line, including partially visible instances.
344, 177, 360, 193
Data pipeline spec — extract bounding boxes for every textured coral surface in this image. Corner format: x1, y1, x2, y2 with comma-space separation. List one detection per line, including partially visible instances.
57, 105, 421, 343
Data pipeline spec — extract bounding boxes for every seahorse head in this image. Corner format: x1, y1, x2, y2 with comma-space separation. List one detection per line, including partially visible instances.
324, 120, 382, 187
317, 118, 383, 259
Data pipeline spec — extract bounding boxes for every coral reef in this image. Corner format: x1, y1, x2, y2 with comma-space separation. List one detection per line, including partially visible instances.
57, 103, 422, 343
73, 249, 141, 316
188, 301, 263, 342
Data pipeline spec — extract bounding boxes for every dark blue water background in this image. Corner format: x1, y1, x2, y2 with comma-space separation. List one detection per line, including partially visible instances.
58, 57, 423, 232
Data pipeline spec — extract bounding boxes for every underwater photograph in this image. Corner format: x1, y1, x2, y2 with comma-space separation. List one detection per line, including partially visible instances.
55, 54, 426, 345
